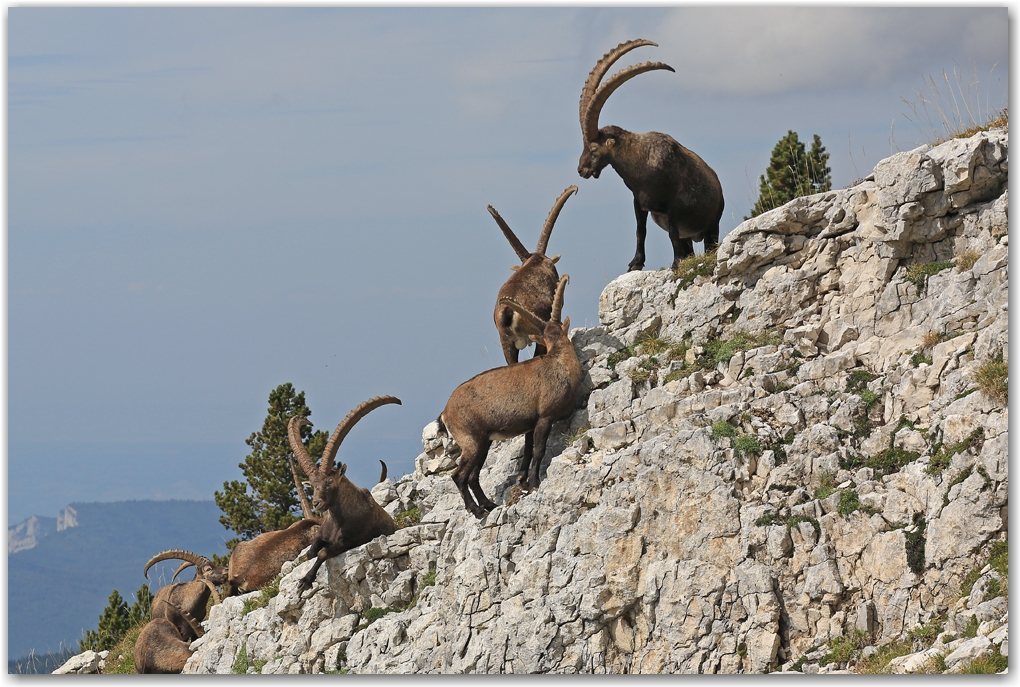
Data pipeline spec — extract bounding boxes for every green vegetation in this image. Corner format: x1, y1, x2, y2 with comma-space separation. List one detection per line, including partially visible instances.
941, 465, 974, 510
242, 575, 282, 616
814, 472, 836, 500
975, 354, 1008, 403
837, 490, 879, 519
857, 614, 946, 673
710, 420, 739, 440
841, 447, 919, 479
232, 643, 266, 674
672, 251, 718, 289
846, 370, 878, 393
958, 653, 1008, 674
422, 566, 437, 588
733, 434, 762, 459
905, 513, 927, 576
911, 352, 933, 367
701, 330, 783, 367
747, 130, 831, 219
215, 383, 328, 546
394, 507, 421, 529
926, 426, 985, 475
356, 605, 399, 631
786, 514, 821, 537
904, 260, 956, 293
566, 424, 591, 445
819, 630, 868, 667
80, 585, 153, 653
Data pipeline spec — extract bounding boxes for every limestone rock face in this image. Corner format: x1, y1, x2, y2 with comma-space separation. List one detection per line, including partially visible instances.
183, 128, 1008, 674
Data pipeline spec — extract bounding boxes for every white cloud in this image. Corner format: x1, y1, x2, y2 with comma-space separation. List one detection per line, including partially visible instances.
653, 7, 1008, 96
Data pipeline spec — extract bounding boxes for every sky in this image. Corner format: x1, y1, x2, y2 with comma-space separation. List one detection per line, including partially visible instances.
7, 7, 1009, 524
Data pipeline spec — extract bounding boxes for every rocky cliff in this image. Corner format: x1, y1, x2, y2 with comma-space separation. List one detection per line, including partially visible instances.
180, 127, 1007, 675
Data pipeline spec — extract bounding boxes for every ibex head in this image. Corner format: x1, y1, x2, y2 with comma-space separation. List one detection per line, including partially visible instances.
144, 549, 228, 596
577, 39, 675, 179
287, 396, 401, 512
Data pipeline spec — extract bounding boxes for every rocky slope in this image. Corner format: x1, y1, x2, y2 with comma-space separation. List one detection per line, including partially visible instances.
170, 127, 1008, 674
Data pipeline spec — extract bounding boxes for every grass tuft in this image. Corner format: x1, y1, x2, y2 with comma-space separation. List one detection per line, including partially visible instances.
672, 251, 717, 290
394, 507, 421, 529
242, 575, 282, 616
974, 354, 1007, 404
905, 260, 956, 293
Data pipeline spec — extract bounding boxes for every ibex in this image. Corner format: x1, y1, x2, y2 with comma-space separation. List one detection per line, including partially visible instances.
577, 39, 724, 272
221, 455, 387, 597
438, 275, 582, 518
489, 185, 577, 365
133, 618, 194, 674
143, 550, 227, 642
287, 396, 400, 591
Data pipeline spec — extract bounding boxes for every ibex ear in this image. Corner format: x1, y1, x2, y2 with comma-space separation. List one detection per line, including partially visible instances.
606, 138, 615, 148
339, 463, 348, 476
549, 254, 561, 264
529, 334, 542, 343
562, 317, 571, 334
509, 265, 519, 271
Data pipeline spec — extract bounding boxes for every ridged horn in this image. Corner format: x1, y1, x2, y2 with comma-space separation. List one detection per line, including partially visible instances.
287, 416, 320, 481
488, 205, 531, 263
579, 39, 659, 143
379, 460, 388, 484
551, 274, 569, 323
290, 456, 315, 520
583, 60, 675, 144
535, 186, 578, 255
200, 577, 222, 606
171, 561, 195, 584
143, 549, 210, 580
497, 297, 545, 334
320, 396, 402, 473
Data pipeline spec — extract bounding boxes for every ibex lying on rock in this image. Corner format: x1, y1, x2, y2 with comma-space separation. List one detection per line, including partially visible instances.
287, 396, 400, 591
438, 275, 582, 518
577, 39, 724, 272
133, 618, 194, 674
489, 185, 577, 365
143, 550, 226, 641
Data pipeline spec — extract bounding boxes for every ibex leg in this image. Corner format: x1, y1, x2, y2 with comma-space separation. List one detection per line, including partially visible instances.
525, 418, 553, 491
628, 198, 648, 272
453, 439, 491, 518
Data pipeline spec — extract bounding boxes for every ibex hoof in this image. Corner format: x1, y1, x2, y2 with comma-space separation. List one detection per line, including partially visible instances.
627, 263, 644, 272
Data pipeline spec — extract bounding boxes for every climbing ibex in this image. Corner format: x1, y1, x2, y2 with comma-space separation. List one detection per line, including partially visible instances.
143, 550, 226, 642
577, 39, 724, 272
489, 185, 577, 365
287, 396, 400, 591
133, 618, 194, 674
438, 275, 582, 518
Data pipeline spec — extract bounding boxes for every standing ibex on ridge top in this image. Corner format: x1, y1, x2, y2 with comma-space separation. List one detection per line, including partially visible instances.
577, 39, 724, 272
438, 275, 582, 518
489, 185, 577, 365
143, 550, 226, 642
287, 396, 400, 591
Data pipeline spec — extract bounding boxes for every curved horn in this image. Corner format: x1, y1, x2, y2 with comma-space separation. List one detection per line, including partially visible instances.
171, 561, 195, 584
199, 577, 222, 606
579, 39, 658, 142
143, 549, 209, 580
551, 274, 569, 323
287, 416, 320, 481
583, 60, 675, 144
488, 205, 531, 263
379, 460, 388, 484
497, 297, 545, 333
535, 186, 578, 255
320, 396, 402, 473
290, 456, 315, 520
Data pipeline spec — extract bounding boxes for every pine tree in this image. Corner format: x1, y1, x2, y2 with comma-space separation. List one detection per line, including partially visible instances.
215, 383, 327, 544
79, 590, 130, 652
127, 583, 153, 628
747, 130, 831, 218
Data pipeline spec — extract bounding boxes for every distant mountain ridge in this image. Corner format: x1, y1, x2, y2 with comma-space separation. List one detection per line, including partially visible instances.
8, 506, 80, 554
8, 499, 232, 663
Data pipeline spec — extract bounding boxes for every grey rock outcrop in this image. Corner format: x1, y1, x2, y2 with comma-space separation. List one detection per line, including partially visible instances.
184, 127, 1008, 674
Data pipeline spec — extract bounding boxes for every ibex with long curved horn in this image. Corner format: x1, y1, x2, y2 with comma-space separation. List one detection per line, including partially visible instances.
577, 39, 724, 272
490, 185, 577, 365
438, 275, 582, 518
143, 550, 227, 642
287, 396, 400, 591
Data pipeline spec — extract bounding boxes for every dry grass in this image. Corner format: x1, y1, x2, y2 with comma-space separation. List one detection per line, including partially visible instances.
955, 250, 980, 272
975, 354, 1008, 403
901, 62, 1007, 145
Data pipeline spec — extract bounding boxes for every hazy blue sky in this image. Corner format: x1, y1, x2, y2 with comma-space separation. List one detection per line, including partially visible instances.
8, 7, 1008, 523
